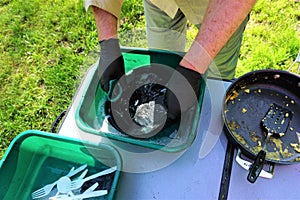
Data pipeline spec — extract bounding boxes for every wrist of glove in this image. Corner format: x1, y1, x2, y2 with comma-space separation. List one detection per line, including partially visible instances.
98, 38, 125, 92
166, 66, 203, 121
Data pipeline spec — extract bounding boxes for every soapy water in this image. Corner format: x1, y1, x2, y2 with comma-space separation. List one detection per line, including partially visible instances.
93, 74, 185, 146
94, 101, 183, 147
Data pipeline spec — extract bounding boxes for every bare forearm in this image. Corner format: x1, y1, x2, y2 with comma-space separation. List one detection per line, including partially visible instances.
91, 6, 118, 41
181, 0, 257, 73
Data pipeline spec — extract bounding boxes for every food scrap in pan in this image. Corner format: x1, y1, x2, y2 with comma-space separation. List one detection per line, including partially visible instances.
290, 99, 295, 104
232, 131, 249, 148
226, 119, 241, 130
283, 96, 296, 107
244, 88, 250, 94
226, 90, 239, 102
290, 132, 300, 153
274, 74, 280, 79
257, 88, 262, 93
290, 143, 300, 153
250, 131, 260, 143
252, 149, 289, 161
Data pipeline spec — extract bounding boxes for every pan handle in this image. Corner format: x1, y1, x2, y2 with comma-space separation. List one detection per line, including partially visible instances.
247, 150, 266, 183
235, 149, 274, 180
287, 51, 300, 75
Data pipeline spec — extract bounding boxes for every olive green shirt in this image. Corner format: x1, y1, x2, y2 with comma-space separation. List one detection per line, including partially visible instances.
84, 0, 209, 24
149, 0, 209, 24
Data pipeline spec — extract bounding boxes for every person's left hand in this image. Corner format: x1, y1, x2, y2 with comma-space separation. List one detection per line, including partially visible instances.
98, 38, 125, 93
165, 66, 203, 121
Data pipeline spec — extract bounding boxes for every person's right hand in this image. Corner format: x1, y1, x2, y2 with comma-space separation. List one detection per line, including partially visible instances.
165, 66, 203, 121
98, 38, 125, 93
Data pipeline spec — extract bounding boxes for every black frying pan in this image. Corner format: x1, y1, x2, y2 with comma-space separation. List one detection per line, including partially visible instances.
222, 69, 300, 181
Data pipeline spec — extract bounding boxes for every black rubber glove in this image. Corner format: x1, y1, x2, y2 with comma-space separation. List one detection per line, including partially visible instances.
166, 66, 203, 121
98, 38, 125, 93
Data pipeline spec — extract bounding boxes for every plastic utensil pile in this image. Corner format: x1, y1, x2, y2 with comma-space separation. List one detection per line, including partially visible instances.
31, 164, 117, 200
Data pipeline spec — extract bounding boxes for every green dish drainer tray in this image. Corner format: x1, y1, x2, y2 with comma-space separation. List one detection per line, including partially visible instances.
0, 130, 121, 200
75, 48, 206, 152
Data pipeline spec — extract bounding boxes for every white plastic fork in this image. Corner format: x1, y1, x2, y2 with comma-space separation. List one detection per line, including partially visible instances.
49, 183, 99, 200
31, 164, 87, 199
31, 178, 58, 199
82, 182, 98, 194
78, 182, 99, 200
77, 169, 88, 180
69, 166, 117, 191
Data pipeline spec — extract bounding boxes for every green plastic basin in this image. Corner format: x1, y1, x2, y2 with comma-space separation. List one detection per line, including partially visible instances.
0, 130, 121, 200
75, 48, 206, 152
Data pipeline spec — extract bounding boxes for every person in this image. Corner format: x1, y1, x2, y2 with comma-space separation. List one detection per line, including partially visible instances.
84, 0, 257, 120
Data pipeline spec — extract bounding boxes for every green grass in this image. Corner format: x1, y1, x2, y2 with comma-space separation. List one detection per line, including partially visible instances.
0, 0, 299, 158
236, 0, 300, 76
0, 0, 98, 157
